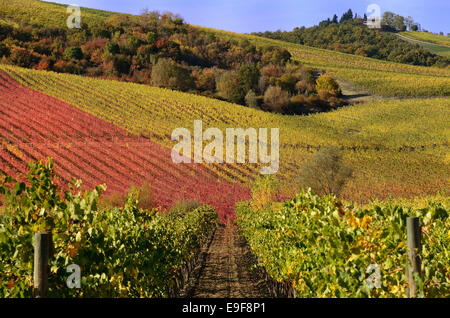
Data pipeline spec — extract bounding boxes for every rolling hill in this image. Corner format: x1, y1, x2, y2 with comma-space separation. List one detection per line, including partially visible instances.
398, 32, 450, 58
0, 0, 449, 207
0, 70, 249, 221
1, 64, 448, 203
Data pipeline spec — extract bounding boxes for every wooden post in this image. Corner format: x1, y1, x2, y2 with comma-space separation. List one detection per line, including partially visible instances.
406, 217, 421, 298
34, 232, 50, 298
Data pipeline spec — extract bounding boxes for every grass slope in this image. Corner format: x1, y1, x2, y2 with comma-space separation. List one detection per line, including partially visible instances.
0, 70, 249, 221
401, 31, 450, 47
398, 32, 450, 58
0, 0, 116, 27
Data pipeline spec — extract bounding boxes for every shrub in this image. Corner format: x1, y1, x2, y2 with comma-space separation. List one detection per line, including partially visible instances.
315, 74, 341, 96
263, 85, 290, 112
8, 47, 40, 67
237, 64, 260, 92
151, 58, 195, 91
64, 46, 83, 60
169, 199, 201, 216
298, 146, 352, 196
245, 90, 258, 108
216, 71, 245, 104
0, 43, 10, 58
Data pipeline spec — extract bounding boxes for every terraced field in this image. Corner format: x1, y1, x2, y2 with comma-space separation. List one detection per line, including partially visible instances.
1, 65, 448, 202
0, 71, 250, 221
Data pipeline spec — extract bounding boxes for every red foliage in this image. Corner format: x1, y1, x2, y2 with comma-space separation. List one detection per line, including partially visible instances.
0, 73, 250, 222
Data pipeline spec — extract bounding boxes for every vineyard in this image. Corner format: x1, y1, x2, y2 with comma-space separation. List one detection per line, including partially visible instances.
400, 31, 450, 47
199, 27, 450, 97
0, 160, 219, 297
1, 65, 448, 202
236, 187, 450, 298
0, 0, 115, 28
0, 0, 449, 300
0, 70, 250, 222
1, 1, 449, 98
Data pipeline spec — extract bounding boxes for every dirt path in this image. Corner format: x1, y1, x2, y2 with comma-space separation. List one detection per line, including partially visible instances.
396, 33, 450, 48
182, 224, 270, 298
335, 78, 379, 104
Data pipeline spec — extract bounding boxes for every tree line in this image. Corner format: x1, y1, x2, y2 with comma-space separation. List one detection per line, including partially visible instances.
0, 10, 345, 114
252, 9, 449, 67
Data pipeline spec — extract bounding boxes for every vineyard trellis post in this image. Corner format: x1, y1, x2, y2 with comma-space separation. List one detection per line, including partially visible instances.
34, 232, 50, 298
405, 217, 421, 298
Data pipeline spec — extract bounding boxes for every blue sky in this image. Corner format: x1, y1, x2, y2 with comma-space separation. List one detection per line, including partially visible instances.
46, 0, 449, 34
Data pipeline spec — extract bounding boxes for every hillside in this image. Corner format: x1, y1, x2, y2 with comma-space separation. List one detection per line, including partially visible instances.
401, 31, 450, 47
1, 64, 448, 203
253, 18, 449, 67
0, 0, 115, 27
0, 70, 249, 221
0, 0, 449, 202
200, 27, 450, 97
398, 32, 450, 58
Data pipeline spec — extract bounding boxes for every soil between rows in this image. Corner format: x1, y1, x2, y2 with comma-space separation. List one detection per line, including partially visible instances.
181, 223, 271, 298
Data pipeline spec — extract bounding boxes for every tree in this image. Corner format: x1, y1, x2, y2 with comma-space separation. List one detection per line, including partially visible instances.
216, 71, 245, 104
316, 74, 341, 96
405, 16, 414, 31
410, 24, 419, 31
237, 64, 260, 92
340, 9, 353, 23
151, 58, 194, 91
332, 14, 339, 24
393, 15, 406, 32
298, 146, 353, 196
104, 42, 120, 54
263, 85, 290, 112
245, 90, 258, 108
113, 55, 131, 74
64, 46, 83, 60
382, 11, 395, 27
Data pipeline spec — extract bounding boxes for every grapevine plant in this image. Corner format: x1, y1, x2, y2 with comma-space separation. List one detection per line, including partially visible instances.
236, 188, 449, 297
0, 158, 218, 297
